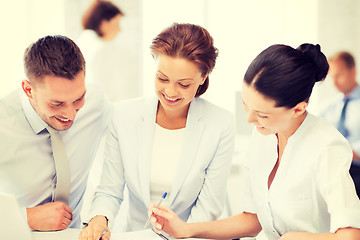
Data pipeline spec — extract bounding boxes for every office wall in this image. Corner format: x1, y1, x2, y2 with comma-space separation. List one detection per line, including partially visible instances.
315, 0, 360, 113
0, 0, 66, 98
2, 1, 360, 104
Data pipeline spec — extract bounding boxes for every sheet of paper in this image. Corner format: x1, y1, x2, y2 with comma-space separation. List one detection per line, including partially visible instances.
32, 228, 211, 240
111, 229, 170, 240
32, 228, 172, 240
32, 228, 81, 240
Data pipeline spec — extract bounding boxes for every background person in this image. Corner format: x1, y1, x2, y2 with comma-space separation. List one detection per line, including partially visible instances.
79, 23, 235, 240
321, 51, 360, 198
77, 0, 135, 102
0, 35, 111, 231
149, 43, 360, 240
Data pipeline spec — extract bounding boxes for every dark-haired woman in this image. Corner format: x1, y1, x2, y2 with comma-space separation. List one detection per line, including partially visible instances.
149, 43, 360, 240
78, 23, 235, 240
76, 0, 133, 101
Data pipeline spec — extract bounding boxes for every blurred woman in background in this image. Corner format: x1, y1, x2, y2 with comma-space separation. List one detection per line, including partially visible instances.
77, 0, 136, 101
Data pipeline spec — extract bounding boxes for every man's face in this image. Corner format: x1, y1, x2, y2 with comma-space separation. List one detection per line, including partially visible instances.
329, 59, 356, 94
22, 71, 86, 131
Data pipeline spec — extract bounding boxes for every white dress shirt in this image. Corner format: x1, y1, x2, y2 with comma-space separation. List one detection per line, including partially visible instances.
0, 83, 111, 228
89, 96, 235, 231
242, 113, 360, 240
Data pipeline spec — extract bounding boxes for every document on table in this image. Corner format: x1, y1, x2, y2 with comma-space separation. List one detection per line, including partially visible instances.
112, 229, 173, 240
32, 228, 174, 240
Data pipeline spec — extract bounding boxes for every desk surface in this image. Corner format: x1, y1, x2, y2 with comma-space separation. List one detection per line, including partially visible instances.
32, 228, 212, 240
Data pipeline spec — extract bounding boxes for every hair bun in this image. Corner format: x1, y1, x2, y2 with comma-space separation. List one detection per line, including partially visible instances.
297, 43, 329, 82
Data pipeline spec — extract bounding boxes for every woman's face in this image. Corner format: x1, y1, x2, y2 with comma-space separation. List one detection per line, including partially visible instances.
101, 14, 122, 40
154, 54, 206, 116
241, 81, 296, 135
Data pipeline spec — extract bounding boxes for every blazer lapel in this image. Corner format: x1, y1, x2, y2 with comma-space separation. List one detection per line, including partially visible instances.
137, 96, 158, 207
168, 98, 205, 206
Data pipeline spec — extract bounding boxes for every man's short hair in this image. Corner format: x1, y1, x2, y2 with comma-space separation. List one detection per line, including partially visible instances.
24, 35, 86, 83
329, 51, 356, 69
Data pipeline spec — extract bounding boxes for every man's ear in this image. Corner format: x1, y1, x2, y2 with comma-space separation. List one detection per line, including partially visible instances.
21, 80, 34, 99
292, 101, 307, 117
351, 66, 356, 80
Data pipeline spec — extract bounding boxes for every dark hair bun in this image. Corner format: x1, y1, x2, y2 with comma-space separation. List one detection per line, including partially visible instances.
297, 43, 329, 82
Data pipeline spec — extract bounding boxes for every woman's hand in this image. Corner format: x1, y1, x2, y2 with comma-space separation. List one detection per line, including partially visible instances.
148, 204, 190, 239
78, 215, 111, 240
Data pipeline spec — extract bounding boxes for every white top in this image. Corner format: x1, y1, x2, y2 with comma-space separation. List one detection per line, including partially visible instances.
76, 30, 138, 102
242, 113, 360, 240
89, 96, 235, 231
150, 124, 185, 206
0, 83, 111, 228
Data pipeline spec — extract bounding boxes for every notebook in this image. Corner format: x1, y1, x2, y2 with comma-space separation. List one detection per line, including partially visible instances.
0, 191, 33, 239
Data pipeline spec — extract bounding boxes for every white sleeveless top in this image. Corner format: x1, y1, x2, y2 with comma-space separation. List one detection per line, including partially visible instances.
150, 124, 185, 206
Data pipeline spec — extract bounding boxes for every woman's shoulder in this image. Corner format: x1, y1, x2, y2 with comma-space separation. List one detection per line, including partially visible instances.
192, 97, 234, 120
305, 113, 351, 151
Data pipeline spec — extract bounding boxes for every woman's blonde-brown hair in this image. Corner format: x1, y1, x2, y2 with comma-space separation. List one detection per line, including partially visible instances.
150, 23, 218, 97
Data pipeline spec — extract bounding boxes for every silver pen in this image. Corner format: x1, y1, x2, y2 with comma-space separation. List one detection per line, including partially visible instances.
99, 229, 108, 240
144, 192, 167, 229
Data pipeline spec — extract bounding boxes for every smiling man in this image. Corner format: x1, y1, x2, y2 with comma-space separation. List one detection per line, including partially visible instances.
0, 35, 111, 231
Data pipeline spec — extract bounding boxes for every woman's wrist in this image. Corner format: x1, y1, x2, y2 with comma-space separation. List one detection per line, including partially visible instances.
184, 222, 197, 238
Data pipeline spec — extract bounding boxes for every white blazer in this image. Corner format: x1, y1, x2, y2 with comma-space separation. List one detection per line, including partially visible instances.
89, 96, 235, 231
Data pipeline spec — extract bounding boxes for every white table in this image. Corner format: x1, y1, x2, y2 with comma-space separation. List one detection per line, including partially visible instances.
32, 228, 214, 240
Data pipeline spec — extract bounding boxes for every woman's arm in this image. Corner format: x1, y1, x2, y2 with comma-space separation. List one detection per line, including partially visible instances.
279, 227, 360, 240
187, 114, 236, 222
150, 206, 262, 239
86, 117, 127, 228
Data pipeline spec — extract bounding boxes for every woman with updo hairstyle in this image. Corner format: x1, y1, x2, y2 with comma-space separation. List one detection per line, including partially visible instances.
149, 43, 360, 240
79, 23, 235, 240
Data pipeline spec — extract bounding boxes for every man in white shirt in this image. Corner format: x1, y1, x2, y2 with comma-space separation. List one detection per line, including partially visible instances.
0, 35, 111, 231
321, 51, 360, 197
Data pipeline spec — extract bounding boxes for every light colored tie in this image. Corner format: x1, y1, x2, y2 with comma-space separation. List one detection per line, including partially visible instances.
46, 126, 70, 205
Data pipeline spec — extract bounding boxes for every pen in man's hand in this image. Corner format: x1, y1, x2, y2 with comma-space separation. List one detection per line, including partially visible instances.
144, 192, 167, 229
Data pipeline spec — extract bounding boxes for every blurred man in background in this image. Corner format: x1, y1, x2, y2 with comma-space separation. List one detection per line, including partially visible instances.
321, 51, 360, 198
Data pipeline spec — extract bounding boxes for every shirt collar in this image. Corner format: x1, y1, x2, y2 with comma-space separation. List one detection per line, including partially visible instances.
287, 112, 312, 144
347, 84, 360, 100
21, 93, 48, 134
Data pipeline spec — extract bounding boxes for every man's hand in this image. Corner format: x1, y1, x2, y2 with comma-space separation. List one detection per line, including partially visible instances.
79, 215, 110, 240
26, 201, 73, 231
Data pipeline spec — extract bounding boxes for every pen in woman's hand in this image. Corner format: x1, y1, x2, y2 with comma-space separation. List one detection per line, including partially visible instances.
144, 192, 167, 229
